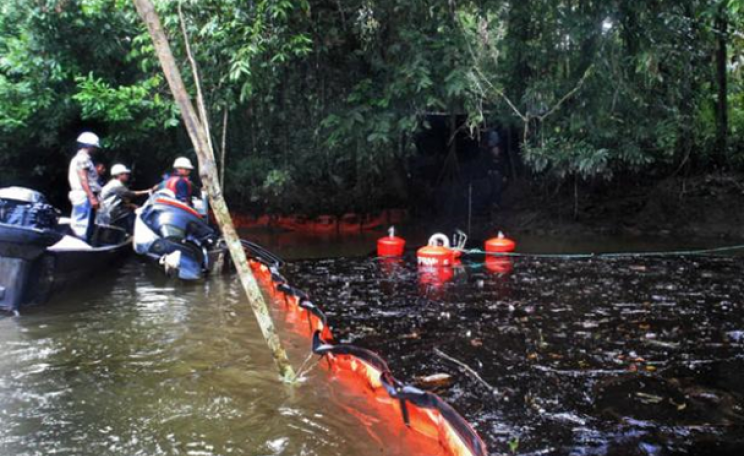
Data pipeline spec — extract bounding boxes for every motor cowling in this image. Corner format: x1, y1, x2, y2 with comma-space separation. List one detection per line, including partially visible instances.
0, 187, 58, 231
134, 192, 220, 280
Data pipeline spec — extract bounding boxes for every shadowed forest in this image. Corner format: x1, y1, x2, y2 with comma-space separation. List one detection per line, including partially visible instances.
1, 0, 743, 234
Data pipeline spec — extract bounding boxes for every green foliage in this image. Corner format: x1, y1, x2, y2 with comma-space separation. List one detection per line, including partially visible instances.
1, 0, 743, 209
0, 0, 146, 189
260, 168, 293, 212
524, 138, 610, 179
73, 73, 178, 147
508, 437, 520, 454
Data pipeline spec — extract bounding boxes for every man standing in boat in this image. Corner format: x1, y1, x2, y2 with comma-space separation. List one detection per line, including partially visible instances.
164, 157, 196, 205
68, 132, 102, 240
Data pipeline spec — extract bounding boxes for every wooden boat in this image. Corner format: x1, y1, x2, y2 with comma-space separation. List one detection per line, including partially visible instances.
0, 187, 131, 313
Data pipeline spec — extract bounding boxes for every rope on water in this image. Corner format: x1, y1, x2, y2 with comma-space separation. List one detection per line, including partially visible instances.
461, 243, 744, 260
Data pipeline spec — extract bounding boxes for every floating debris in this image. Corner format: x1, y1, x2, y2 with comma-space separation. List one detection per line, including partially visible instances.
415, 373, 454, 389
284, 254, 744, 454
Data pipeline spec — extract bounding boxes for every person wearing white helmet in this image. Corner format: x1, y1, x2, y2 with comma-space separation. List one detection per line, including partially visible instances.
163, 157, 196, 205
68, 131, 102, 239
98, 164, 153, 232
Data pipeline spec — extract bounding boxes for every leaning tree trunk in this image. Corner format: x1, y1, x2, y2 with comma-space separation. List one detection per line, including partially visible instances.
132, 0, 295, 382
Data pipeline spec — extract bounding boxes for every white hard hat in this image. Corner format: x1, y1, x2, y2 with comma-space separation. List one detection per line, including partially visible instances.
111, 164, 131, 176
173, 157, 194, 170
77, 132, 101, 148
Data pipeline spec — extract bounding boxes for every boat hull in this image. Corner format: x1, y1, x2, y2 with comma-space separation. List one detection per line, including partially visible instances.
0, 223, 62, 260
1, 187, 132, 312
0, 237, 132, 313
0, 223, 63, 311
46, 239, 132, 286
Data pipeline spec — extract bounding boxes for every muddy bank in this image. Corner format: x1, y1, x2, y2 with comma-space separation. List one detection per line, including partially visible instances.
485, 173, 744, 241
233, 173, 744, 245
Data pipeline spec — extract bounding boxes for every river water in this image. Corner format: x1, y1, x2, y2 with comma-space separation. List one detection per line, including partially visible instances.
1, 232, 743, 456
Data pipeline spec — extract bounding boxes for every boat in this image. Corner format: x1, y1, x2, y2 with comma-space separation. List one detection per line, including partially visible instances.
133, 190, 286, 280
133, 190, 227, 280
0, 187, 131, 313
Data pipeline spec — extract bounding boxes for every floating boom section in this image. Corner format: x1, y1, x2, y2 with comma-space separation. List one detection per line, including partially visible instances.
246, 256, 488, 456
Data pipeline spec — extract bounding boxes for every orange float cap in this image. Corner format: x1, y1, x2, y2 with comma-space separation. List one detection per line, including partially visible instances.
484, 232, 516, 253
377, 227, 406, 257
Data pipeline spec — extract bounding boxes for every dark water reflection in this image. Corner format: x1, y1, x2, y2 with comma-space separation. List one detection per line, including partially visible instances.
2, 233, 743, 456
239, 227, 721, 261
283, 253, 744, 455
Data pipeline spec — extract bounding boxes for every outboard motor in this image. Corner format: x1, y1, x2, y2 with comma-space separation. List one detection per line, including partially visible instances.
134, 190, 222, 280
0, 187, 62, 311
0, 187, 59, 234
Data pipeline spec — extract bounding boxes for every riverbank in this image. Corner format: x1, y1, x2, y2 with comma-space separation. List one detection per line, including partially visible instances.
233, 172, 744, 247
486, 173, 744, 241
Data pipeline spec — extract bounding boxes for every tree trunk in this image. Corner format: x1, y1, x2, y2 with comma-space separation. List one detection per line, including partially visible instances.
507, 0, 532, 104
220, 108, 228, 188
132, 0, 295, 382
715, 7, 728, 158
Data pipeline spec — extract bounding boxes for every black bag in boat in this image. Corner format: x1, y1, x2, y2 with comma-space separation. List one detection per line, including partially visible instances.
0, 187, 58, 230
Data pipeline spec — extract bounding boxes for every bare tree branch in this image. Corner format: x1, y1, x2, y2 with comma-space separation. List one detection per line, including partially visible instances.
177, 1, 215, 157
434, 348, 500, 396
220, 107, 228, 188
537, 65, 593, 122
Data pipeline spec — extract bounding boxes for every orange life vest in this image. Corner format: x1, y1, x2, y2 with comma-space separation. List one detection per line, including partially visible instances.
165, 176, 192, 202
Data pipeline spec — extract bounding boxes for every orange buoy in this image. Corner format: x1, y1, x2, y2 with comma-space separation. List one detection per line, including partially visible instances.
377, 227, 406, 257
485, 232, 516, 254
485, 256, 513, 274
418, 265, 456, 292
417, 233, 457, 267
417, 245, 456, 267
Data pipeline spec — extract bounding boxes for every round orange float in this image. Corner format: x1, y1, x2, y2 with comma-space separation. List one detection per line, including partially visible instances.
377, 227, 406, 257
418, 265, 455, 286
485, 232, 516, 254
485, 256, 513, 274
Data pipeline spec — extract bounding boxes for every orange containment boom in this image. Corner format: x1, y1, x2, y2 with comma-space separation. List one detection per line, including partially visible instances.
234, 209, 409, 232
245, 248, 488, 456
312, 333, 488, 456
